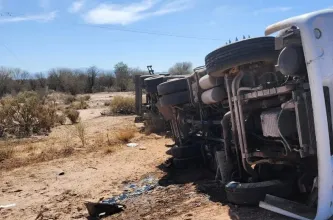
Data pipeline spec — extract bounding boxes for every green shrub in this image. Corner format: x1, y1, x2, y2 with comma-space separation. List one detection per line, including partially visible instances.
65, 109, 80, 124
0, 91, 58, 137
110, 96, 135, 115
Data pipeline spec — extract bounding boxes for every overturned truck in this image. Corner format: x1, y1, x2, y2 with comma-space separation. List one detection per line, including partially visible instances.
134, 9, 333, 220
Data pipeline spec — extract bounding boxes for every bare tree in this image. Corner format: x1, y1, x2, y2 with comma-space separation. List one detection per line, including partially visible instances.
0, 67, 12, 97
86, 66, 98, 93
168, 62, 193, 75
36, 72, 47, 88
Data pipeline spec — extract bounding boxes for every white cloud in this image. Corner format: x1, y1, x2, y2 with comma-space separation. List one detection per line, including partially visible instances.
254, 7, 292, 15
69, 0, 85, 13
83, 0, 192, 25
0, 11, 57, 23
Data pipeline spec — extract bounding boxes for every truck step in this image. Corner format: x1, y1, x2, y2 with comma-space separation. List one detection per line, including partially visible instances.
259, 194, 316, 220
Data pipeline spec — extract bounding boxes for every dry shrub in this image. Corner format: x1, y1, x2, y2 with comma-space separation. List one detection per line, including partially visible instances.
104, 101, 111, 106
110, 96, 135, 115
56, 113, 67, 125
104, 145, 119, 154
65, 109, 80, 124
83, 95, 91, 101
70, 97, 89, 110
38, 146, 74, 162
115, 127, 136, 143
75, 122, 86, 147
60, 146, 75, 157
0, 145, 14, 162
0, 91, 58, 137
64, 95, 76, 104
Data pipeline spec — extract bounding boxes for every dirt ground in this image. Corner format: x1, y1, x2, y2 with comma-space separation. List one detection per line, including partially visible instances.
0, 92, 288, 220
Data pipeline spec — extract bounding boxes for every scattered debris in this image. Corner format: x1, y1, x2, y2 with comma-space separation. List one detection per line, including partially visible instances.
85, 202, 125, 218
85, 176, 158, 218
126, 143, 138, 148
0, 203, 16, 209
103, 176, 158, 204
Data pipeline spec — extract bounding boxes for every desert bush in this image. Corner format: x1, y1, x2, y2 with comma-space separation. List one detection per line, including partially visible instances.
64, 95, 76, 104
0, 91, 58, 137
115, 128, 136, 143
70, 98, 89, 110
65, 109, 80, 124
0, 146, 14, 162
75, 122, 86, 147
104, 101, 111, 106
56, 113, 67, 125
110, 96, 135, 115
83, 95, 91, 101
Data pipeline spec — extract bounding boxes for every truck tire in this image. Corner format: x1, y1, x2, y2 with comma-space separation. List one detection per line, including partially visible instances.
140, 75, 154, 87
159, 91, 190, 107
205, 37, 278, 77
144, 76, 164, 93
157, 78, 188, 96
171, 144, 202, 158
173, 156, 203, 169
225, 180, 292, 205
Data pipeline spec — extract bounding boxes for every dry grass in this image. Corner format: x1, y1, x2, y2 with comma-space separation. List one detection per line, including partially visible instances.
0, 138, 75, 170
110, 96, 135, 115
87, 133, 122, 154
115, 127, 136, 143
0, 145, 14, 162
75, 122, 86, 147
37, 146, 74, 162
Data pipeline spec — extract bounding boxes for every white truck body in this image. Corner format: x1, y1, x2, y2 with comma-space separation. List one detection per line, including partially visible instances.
261, 9, 333, 220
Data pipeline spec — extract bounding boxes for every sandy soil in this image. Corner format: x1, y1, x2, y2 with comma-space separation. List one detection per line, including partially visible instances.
0, 92, 289, 220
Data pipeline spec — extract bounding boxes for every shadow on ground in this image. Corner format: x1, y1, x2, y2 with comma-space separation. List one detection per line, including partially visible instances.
156, 158, 290, 220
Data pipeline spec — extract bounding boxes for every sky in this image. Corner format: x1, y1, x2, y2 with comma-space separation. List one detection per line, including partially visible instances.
0, 0, 332, 73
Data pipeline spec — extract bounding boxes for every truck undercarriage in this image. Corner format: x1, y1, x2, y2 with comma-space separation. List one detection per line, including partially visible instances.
134, 9, 333, 220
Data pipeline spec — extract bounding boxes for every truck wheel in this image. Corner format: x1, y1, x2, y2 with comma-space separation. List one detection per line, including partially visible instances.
145, 76, 164, 93
225, 180, 293, 205
140, 75, 154, 87
157, 78, 188, 96
159, 91, 190, 107
171, 144, 202, 158
173, 156, 203, 169
205, 37, 278, 77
